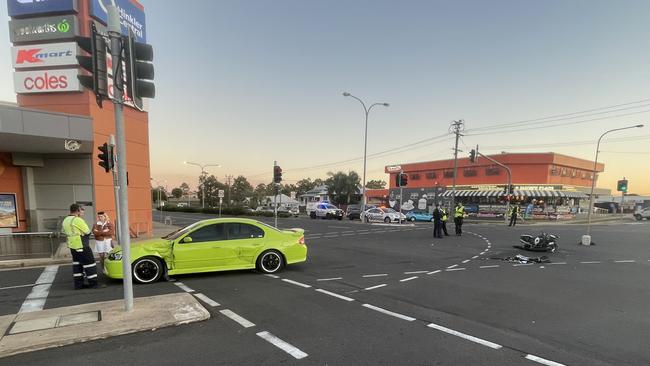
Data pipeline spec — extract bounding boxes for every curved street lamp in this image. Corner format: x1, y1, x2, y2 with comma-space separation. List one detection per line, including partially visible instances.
184, 161, 222, 208
583, 124, 644, 244
343, 92, 389, 217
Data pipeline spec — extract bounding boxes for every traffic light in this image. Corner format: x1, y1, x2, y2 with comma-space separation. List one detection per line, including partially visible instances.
469, 149, 476, 163
396, 173, 409, 187
273, 165, 283, 184
97, 143, 114, 173
124, 30, 155, 111
617, 179, 628, 193
76, 22, 108, 107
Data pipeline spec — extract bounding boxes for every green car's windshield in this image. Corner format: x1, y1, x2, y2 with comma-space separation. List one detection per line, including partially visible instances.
162, 222, 202, 240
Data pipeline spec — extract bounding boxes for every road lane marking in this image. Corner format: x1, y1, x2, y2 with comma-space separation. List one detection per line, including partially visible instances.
281, 279, 312, 288
471, 256, 479, 259
174, 282, 195, 293
315, 289, 355, 302
404, 271, 428, 274
362, 304, 416, 321
427, 270, 441, 275
525, 354, 566, 366
579, 261, 601, 264
462, 260, 470, 264
264, 274, 280, 279
364, 284, 387, 291
614, 260, 635, 263
0, 283, 36, 291
446, 268, 466, 271
19, 265, 59, 313
399, 276, 418, 282
362, 273, 388, 278
342, 231, 355, 234
256, 331, 308, 359
342, 233, 355, 236
513, 263, 534, 267
479, 265, 499, 269
220, 309, 255, 328
427, 323, 502, 349
194, 293, 220, 307
447, 264, 458, 269
548, 262, 566, 265
316, 277, 342, 281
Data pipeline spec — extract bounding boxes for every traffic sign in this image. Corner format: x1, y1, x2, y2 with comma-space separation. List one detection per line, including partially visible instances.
218, 189, 225, 198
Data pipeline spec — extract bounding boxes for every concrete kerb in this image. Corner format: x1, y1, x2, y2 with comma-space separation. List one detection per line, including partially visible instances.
0, 293, 209, 358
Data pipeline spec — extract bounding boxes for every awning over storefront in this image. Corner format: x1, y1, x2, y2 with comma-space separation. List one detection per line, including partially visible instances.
440, 190, 588, 199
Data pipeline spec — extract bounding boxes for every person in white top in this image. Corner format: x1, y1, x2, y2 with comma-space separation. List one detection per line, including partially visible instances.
92, 211, 115, 268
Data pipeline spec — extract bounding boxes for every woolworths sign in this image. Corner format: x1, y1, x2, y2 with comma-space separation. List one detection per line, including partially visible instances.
9, 15, 79, 43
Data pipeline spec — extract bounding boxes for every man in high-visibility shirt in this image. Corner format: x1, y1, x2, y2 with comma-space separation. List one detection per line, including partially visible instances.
440, 204, 449, 236
454, 202, 465, 236
62, 204, 98, 289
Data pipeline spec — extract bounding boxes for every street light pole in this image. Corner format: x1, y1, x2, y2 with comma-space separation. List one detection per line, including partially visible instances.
583, 124, 644, 245
184, 161, 221, 209
343, 92, 389, 219
151, 178, 166, 222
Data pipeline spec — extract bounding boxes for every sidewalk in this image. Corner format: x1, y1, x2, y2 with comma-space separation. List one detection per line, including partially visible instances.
0, 293, 209, 358
0, 222, 180, 270
466, 214, 636, 226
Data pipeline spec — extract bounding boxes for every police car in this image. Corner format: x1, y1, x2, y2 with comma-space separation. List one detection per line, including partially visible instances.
362, 207, 406, 223
310, 202, 344, 220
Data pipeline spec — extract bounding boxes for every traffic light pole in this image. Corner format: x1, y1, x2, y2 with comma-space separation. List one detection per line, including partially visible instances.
475, 149, 511, 225
108, 6, 134, 312
399, 170, 404, 224
109, 134, 121, 243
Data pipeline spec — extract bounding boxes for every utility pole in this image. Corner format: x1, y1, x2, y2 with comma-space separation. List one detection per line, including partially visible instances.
450, 120, 464, 206
274, 161, 278, 228
474, 147, 512, 225
109, 134, 120, 242
225, 174, 233, 205
108, 6, 133, 311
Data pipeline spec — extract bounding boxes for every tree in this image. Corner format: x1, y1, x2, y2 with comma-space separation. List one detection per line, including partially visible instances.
171, 187, 183, 198
231, 175, 254, 204
296, 178, 316, 196
180, 182, 190, 195
366, 180, 387, 189
151, 187, 167, 203
325, 171, 361, 205
197, 174, 227, 207
253, 183, 268, 207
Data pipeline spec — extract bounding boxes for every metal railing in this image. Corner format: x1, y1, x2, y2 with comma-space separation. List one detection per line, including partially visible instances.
0, 232, 61, 260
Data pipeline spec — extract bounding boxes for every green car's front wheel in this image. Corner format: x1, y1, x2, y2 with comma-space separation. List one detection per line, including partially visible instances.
257, 250, 284, 274
132, 257, 163, 284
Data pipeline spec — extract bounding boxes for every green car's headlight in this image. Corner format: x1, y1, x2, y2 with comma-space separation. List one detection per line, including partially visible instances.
108, 252, 123, 261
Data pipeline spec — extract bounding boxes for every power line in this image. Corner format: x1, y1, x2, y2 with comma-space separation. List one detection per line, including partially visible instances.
478, 134, 650, 151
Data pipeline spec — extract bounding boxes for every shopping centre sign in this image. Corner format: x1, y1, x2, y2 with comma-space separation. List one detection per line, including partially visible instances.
12, 42, 78, 68
9, 15, 79, 43
14, 68, 81, 93
8, 0, 78, 18
89, 0, 146, 42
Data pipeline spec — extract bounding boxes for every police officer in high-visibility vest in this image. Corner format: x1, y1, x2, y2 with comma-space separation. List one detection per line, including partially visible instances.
454, 202, 465, 236
440, 204, 449, 236
62, 204, 98, 289
508, 205, 520, 227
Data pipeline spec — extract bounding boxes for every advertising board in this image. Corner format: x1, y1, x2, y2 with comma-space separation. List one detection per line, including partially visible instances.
11, 42, 78, 69
88, 0, 146, 42
8, 0, 77, 18
14, 68, 82, 93
0, 194, 18, 228
9, 15, 79, 43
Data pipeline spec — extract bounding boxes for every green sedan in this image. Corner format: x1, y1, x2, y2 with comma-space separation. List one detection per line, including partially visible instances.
104, 218, 307, 283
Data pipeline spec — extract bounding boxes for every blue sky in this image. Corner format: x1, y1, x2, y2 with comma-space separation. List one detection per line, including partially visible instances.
2, 0, 649, 193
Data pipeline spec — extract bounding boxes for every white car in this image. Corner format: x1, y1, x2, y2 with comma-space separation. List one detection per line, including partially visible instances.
362, 207, 406, 223
634, 207, 650, 221
310, 203, 344, 220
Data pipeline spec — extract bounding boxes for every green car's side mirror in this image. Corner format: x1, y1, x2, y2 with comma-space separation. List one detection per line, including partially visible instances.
182, 236, 193, 243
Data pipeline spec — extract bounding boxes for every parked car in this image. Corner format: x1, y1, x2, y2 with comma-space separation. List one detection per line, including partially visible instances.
362, 207, 406, 223
104, 218, 307, 283
405, 211, 433, 222
176, 202, 188, 207
310, 203, 344, 220
288, 207, 300, 217
346, 204, 376, 220
634, 207, 650, 221
255, 206, 275, 213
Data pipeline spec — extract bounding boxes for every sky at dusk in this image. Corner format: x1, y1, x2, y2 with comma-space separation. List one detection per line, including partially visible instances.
1, 0, 649, 194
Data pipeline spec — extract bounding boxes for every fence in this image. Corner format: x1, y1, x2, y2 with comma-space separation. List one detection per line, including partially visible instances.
0, 232, 61, 260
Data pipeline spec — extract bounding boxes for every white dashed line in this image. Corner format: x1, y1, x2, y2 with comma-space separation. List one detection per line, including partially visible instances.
525, 354, 566, 366
264, 274, 280, 279
362, 273, 388, 278
194, 293, 220, 307
362, 304, 416, 321
174, 282, 195, 293
0, 283, 36, 291
281, 279, 312, 288
548, 262, 567, 265
471, 256, 478, 259
580, 261, 601, 264
256, 331, 308, 359
447, 264, 458, 269
513, 263, 533, 267
315, 289, 355, 302
399, 276, 418, 282
364, 284, 387, 291
19, 265, 59, 313
614, 260, 635, 263
446, 268, 466, 272
462, 260, 470, 264
404, 271, 428, 274
479, 265, 499, 269
220, 309, 255, 328
342, 233, 355, 236
316, 277, 343, 281
427, 323, 502, 349
427, 270, 442, 275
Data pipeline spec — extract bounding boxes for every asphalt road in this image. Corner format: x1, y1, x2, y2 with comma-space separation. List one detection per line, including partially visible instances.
1, 212, 648, 366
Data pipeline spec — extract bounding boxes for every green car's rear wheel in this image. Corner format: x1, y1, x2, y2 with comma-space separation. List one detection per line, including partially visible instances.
257, 250, 284, 274
132, 257, 163, 284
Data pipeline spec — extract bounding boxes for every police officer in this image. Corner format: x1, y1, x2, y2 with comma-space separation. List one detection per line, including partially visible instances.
440, 204, 449, 236
62, 204, 98, 289
432, 204, 443, 238
509, 204, 520, 227
454, 202, 465, 236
